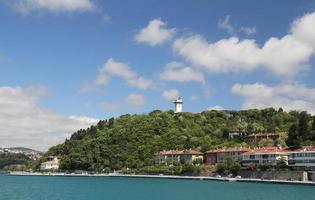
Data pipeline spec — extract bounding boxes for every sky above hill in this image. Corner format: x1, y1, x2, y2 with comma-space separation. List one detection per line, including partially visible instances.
0, 0, 315, 150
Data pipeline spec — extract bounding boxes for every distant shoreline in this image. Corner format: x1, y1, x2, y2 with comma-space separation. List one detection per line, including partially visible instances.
6, 172, 315, 186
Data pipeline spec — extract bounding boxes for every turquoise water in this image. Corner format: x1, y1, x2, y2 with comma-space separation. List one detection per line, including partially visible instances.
0, 175, 314, 200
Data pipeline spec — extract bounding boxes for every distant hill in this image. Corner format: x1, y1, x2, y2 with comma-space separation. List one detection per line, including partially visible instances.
45, 108, 315, 172
7, 147, 42, 154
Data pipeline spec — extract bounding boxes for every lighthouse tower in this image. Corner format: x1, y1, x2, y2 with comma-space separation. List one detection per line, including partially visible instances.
174, 97, 183, 113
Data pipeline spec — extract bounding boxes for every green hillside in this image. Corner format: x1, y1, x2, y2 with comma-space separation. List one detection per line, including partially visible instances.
0, 153, 31, 170
45, 108, 315, 172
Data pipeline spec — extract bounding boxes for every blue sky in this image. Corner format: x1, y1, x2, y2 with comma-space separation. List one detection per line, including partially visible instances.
0, 0, 315, 150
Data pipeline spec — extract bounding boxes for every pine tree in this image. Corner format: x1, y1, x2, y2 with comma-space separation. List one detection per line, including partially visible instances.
287, 123, 300, 147
298, 111, 310, 140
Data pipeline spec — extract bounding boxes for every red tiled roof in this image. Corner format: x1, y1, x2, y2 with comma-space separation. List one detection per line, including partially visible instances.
182, 149, 203, 155
243, 147, 288, 155
205, 147, 250, 154
287, 145, 315, 153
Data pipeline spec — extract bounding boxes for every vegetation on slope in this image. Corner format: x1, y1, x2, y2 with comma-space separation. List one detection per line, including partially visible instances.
44, 108, 315, 172
0, 153, 32, 170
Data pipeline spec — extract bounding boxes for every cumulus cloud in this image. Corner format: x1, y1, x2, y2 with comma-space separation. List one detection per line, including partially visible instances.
160, 62, 206, 84
173, 11, 315, 78
231, 83, 315, 114
97, 58, 153, 90
125, 94, 146, 106
135, 19, 176, 46
12, 0, 95, 15
162, 89, 180, 101
0, 86, 98, 151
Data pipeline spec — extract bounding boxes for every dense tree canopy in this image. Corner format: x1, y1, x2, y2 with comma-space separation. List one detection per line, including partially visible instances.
287, 111, 315, 147
0, 153, 31, 169
45, 108, 314, 172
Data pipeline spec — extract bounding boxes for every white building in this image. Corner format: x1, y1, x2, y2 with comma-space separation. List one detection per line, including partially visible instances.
40, 157, 59, 170
242, 147, 288, 166
288, 147, 315, 170
155, 149, 203, 165
174, 97, 183, 113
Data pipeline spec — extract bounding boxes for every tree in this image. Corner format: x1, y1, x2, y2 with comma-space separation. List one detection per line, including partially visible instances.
286, 112, 312, 147
287, 123, 300, 147
298, 112, 310, 140
258, 138, 274, 147
276, 156, 287, 169
216, 159, 241, 176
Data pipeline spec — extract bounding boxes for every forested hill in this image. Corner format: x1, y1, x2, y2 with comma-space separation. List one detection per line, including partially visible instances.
45, 108, 315, 172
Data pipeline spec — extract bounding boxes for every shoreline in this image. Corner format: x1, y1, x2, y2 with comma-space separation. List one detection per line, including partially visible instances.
6, 172, 315, 186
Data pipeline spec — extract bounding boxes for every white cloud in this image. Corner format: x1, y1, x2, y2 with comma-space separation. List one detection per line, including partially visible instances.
135, 19, 176, 46
0, 86, 98, 151
128, 77, 153, 90
160, 62, 206, 84
97, 58, 153, 90
162, 89, 180, 101
82, 59, 152, 94
239, 26, 256, 35
218, 15, 234, 34
218, 15, 256, 36
69, 115, 99, 124
207, 105, 224, 111
125, 94, 146, 106
13, 0, 95, 15
95, 73, 110, 85
231, 83, 315, 114
173, 11, 315, 78
291, 11, 315, 49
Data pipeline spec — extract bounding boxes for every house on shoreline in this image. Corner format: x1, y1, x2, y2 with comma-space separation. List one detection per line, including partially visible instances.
204, 147, 250, 165
288, 146, 315, 171
242, 147, 288, 167
40, 156, 60, 170
154, 150, 203, 165
155, 145, 315, 171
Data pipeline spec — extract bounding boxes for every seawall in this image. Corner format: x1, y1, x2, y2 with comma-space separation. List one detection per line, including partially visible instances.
7, 172, 315, 186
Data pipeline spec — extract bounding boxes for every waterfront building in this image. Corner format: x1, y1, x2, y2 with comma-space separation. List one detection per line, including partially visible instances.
205, 147, 250, 165
247, 132, 286, 143
40, 156, 60, 170
288, 146, 315, 170
242, 147, 288, 166
155, 149, 203, 165
174, 97, 183, 113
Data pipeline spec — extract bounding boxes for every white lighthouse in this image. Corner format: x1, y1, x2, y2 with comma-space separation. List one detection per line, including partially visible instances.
174, 97, 183, 113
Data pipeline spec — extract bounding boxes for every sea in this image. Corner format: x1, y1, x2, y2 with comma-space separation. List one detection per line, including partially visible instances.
0, 174, 314, 200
